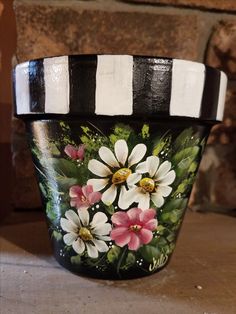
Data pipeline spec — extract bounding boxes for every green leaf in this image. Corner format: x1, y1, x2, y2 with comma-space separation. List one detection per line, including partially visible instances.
139, 245, 161, 263
109, 123, 132, 145
172, 146, 200, 166
56, 176, 78, 190
107, 246, 121, 263
141, 124, 150, 139
121, 252, 136, 270
48, 158, 80, 178
162, 198, 188, 213
46, 202, 57, 222
39, 182, 47, 198
52, 230, 62, 241
173, 128, 200, 151
71, 255, 81, 265
153, 134, 171, 156
104, 204, 115, 215
48, 142, 61, 156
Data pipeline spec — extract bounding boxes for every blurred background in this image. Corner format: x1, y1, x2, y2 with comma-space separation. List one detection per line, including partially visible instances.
0, 0, 236, 221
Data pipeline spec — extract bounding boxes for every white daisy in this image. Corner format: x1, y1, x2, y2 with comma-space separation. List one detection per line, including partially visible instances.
60, 210, 111, 258
87, 139, 147, 209
123, 156, 176, 210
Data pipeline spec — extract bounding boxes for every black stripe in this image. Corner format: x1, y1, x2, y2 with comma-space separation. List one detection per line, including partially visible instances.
133, 57, 172, 116
200, 66, 221, 120
69, 55, 97, 114
29, 60, 45, 112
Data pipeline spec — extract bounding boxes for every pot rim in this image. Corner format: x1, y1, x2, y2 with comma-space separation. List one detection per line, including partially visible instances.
13, 54, 228, 122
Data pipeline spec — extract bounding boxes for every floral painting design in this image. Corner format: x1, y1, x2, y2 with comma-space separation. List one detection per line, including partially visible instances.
30, 121, 206, 278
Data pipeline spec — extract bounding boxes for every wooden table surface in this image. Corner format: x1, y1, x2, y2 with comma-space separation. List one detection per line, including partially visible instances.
0, 210, 235, 314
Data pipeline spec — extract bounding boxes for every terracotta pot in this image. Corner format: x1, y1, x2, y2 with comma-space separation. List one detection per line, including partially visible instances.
13, 55, 227, 279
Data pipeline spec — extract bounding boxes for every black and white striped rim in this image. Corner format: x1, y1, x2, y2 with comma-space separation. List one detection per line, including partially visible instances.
13, 55, 227, 121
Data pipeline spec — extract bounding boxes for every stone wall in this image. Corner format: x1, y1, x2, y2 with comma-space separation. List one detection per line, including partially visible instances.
13, 0, 236, 211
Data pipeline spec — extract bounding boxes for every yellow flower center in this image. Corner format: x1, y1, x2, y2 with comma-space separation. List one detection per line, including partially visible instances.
129, 224, 142, 232
139, 177, 155, 193
79, 227, 93, 241
112, 168, 132, 185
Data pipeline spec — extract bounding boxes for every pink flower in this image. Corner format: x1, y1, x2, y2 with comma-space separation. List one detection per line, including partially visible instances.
64, 144, 85, 160
69, 185, 102, 211
110, 207, 157, 251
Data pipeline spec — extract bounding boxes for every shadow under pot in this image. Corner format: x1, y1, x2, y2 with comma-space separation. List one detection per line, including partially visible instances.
13, 55, 227, 279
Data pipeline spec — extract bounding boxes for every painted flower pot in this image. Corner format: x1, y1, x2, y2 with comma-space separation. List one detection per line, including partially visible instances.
13, 55, 227, 279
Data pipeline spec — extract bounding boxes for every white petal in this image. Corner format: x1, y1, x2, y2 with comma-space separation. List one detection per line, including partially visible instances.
98, 235, 111, 241
65, 210, 81, 227
114, 139, 128, 166
128, 144, 147, 167
101, 185, 117, 205
151, 192, 164, 207
126, 173, 142, 187
135, 161, 148, 174
158, 170, 176, 186
157, 185, 172, 197
91, 212, 108, 227
60, 218, 77, 233
146, 156, 160, 177
118, 185, 128, 209
78, 210, 89, 226
118, 186, 137, 210
88, 159, 112, 177
99, 146, 119, 168
92, 239, 109, 252
137, 193, 150, 210
87, 178, 109, 191
86, 243, 98, 258
72, 238, 85, 254
63, 233, 77, 246
154, 160, 171, 180
92, 223, 112, 236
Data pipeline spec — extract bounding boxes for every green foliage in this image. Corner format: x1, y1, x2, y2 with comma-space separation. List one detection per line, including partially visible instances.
104, 204, 115, 215
52, 230, 63, 241
141, 124, 150, 139
153, 133, 172, 156
109, 123, 132, 144
139, 244, 161, 263
107, 246, 121, 263
71, 255, 81, 265
121, 252, 136, 270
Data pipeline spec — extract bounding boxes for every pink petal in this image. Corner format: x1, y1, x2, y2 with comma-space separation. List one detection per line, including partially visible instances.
139, 228, 153, 244
110, 227, 129, 239
111, 211, 130, 227
64, 145, 78, 160
111, 229, 131, 247
128, 233, 141, 251
69, 185, 83, 198
70, 198, 90, 210
139, 208, 156, 224
82, 185, 93, 198
77, 145, 85, 160
143, 218, 158, 231
127, 207, 142, 224
88, 191, 102, 204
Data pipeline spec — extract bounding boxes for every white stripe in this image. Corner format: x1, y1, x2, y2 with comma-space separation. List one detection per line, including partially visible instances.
170, 59, 205, 118
95, 55, 133, 116
15, 62, 30, 114
44, 56, 69, 114
216, 71, 227, 121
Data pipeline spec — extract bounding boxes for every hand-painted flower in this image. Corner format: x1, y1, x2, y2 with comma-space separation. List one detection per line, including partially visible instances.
64, 144, 85, 160
60, 210, 111, 258
69, 185, 102, 211
124, 156, 176, 210
87, 139, 147, 208
110, 207, 157, 251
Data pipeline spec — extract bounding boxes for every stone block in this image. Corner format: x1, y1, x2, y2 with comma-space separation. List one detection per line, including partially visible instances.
206, 21, 236, 80
124, 0, 236, 12
14, 0, 202, 62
